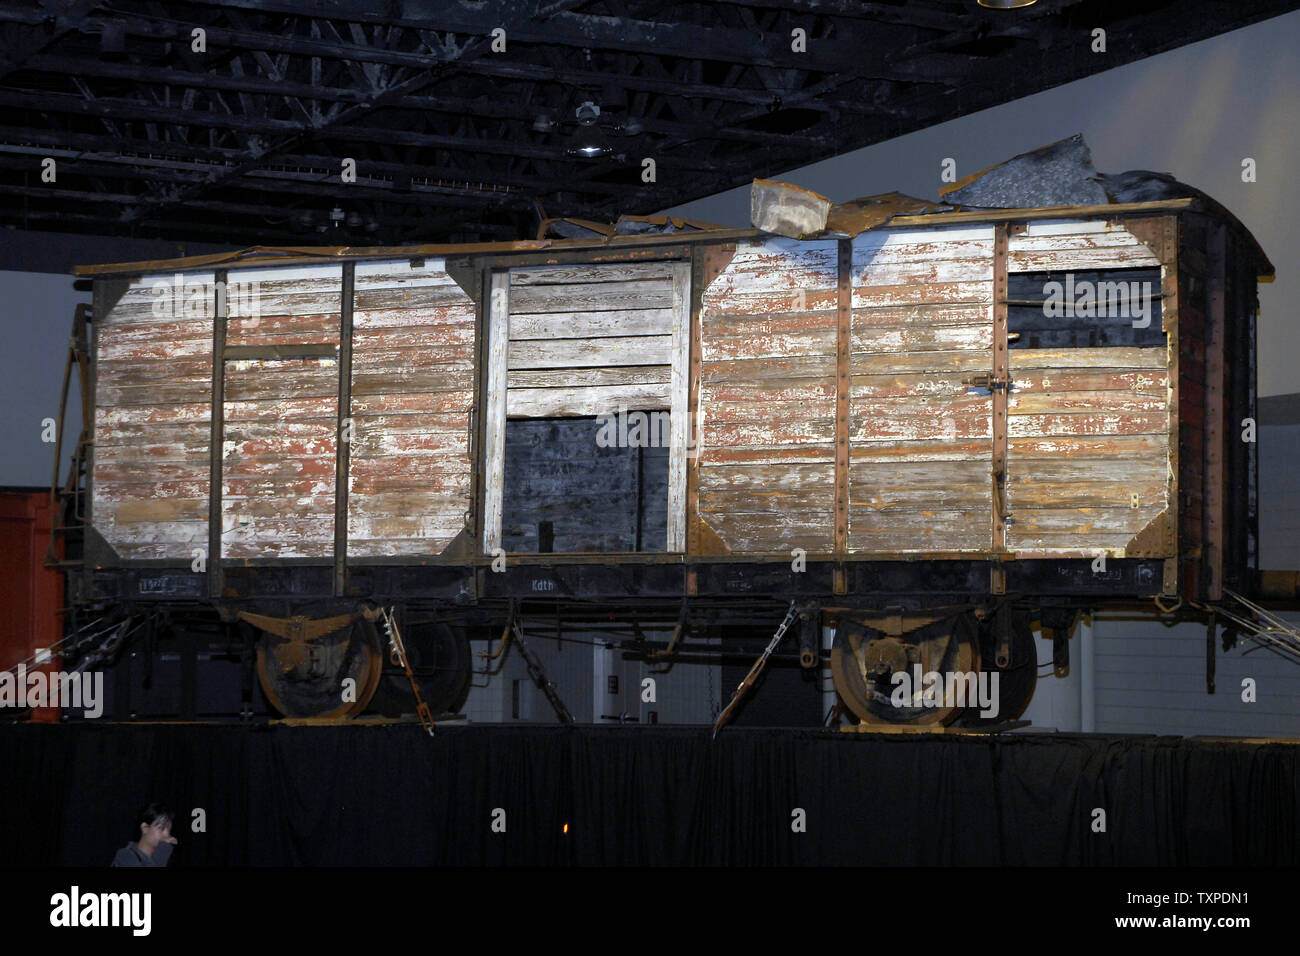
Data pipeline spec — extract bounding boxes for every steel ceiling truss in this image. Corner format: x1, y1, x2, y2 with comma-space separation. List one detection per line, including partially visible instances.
1, 0, 1296, 244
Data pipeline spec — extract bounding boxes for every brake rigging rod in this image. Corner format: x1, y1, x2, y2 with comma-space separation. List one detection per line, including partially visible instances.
712, 601, 799, 740
380, 607, 436, 736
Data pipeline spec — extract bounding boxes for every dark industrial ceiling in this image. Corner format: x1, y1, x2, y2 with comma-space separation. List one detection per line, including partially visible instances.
2, 0, 1297, 246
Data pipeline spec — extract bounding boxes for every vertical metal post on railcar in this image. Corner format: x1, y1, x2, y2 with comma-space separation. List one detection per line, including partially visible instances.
207, 269, 228, 600
333, 262, 355, 598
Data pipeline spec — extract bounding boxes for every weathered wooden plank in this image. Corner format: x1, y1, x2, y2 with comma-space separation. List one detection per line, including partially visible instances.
1008, 348, 1167, 370
851, 238, 994, 269
700, 489, 834, 513
1007, 458, 1167, 484
851, 282, 992, 309
702, 329, 835, 361
702, 354, 834, 382
851, 303, 991, 328
506, 383, 670, 417
352, 285, 475, 312
848, 416, 991, 442
1007, 412, 1168, 437
509, 262, 676, 285
847, 530, 987, 554
508, 279, 673, 313
95, 421, 217, 447
850, 326, 992, 353
1007, 479, 1168, 509
350, 390, 475, 415
508, 365, 670, 388
849, 439, 992, 463
347, 536, 460, 557
849, 486, 991, 512
508, 308, 673, 340
355, 432, 470, 457
1008, 391, 1168, 415
1005, 504, 1166, 533
352, 344, 475, 368
351, 366, 475, 395
95, 442, 210, 465
353, 256, 451, 285
703, 421, 836, 447
353, 324, 475, 349
848, 460, 991, 485
698, 462, 835, 490
1008, 434, 1167, 459
97, 403, 211, 427
701, 310, 836, 336
103, 498, 208, 523
701, 288, 838, 316
702, 382, 835, 404
849, 394, 992, 420
1011, 369, 1167, 392
99, 519, 208, 547
707, 399, 837, 424
97, 333, 213, 363
348, 471, 471, 497
508, 335, 671, 369
352, 304, 474, 329
699, 444, 835, 466
95, 463, 210, 484
347, 514, 467, 540
224, 397, 337, 424
848, 373, 975, 400
708, 513, 834, 551
857, 258, 992, 286
851, 351, 992, 375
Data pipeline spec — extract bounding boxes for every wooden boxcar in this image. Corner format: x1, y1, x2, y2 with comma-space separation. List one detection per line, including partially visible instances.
58, 189, 1282, 725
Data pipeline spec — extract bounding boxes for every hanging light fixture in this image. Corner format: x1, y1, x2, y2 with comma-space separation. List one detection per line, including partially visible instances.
565, 101, 613, 159
977, 0, 1039, 8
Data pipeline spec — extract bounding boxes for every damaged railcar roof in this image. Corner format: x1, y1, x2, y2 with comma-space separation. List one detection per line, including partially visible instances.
74, 133, 1273, 280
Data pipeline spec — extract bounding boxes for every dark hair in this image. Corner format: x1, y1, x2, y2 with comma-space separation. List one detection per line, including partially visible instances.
134, 802, 173, 838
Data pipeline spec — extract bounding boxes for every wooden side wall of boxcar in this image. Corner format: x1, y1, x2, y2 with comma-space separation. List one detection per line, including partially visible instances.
348, 259, 476, 557
697, 239, 839, 554
93, 271, 215, 560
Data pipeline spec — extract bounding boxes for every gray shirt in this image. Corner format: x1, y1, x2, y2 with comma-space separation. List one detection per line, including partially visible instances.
111, 841, 173, 867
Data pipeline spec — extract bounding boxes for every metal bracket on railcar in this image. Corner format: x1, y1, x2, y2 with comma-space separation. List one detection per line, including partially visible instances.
711, 601, 800, 739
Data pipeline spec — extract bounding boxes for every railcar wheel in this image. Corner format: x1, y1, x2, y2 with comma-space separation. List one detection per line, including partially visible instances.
958, 609, 1037, 726
255, 620, 383, 719
830, 614, 980, 726
369, 620, 473, 718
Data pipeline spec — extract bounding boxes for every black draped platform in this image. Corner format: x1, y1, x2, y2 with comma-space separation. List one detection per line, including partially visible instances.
2, 724, 1296, 866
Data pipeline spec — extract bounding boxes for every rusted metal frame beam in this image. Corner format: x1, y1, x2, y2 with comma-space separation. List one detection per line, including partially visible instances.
1204, 220, 1228, 600
834, 239, 852, 596
685, 246, 709, 596
333, 263, 355, 598
207, 269, 229, 600
990, 224, 1009, 596
1164, 216, 1182, 598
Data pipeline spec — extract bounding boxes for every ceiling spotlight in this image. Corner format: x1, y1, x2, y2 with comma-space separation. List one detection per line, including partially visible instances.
977, 0, 1039, 8
566, 101, 613, 159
